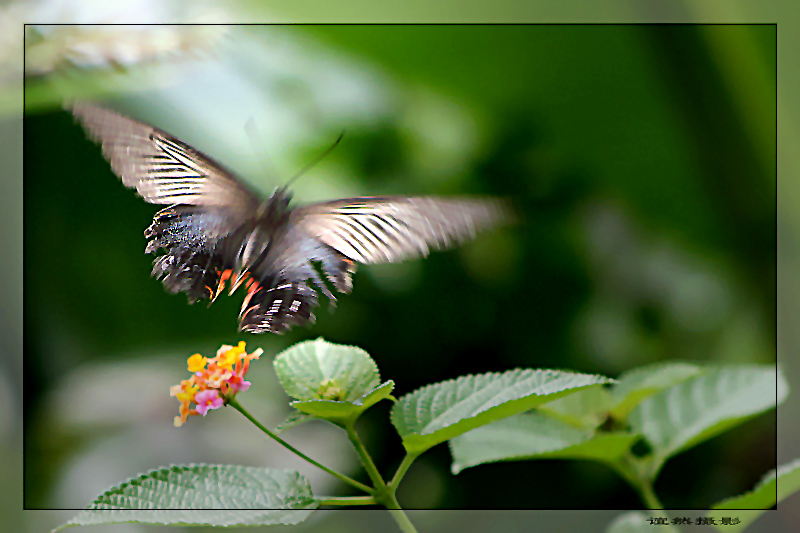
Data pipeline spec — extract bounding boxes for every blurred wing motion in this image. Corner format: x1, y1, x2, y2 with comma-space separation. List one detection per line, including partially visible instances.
69, 102, 512, 335
238, 196, 511, 333
70, 102, 259, 208
69, 102, 262, 310
295, 196, 509, 264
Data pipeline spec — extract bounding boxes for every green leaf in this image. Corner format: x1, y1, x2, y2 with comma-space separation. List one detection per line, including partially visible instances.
449, 411, 639, 473
538, 363, 702, 431
628, 365, 788, 477
538, 385, 612, 429
606, 511, 678, 532
292, 380, 395, 424
707, 458, 800, 532
609, 362, 704, 420
275, 410, 317, 434
54, 464, 317, 530
273, 338, 380, 402
273, 339, 393, 424
391, 368, 613, 454
291, 400, 355, 420
358, 379, 397, 408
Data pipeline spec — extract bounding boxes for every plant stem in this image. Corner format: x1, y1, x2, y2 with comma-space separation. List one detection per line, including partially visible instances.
389, 452, 419, 491
639, 479, 665, 510
227, 397, 373, 494
611, 456, 665, 510
342, 422, 418, 532
317, 496, 377, 506
383, 493, 418, 533
344, 421, 387, 490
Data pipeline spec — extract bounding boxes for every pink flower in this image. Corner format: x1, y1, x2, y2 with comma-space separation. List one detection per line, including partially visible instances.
227, 374, 251, 393
194, 389, 223, 416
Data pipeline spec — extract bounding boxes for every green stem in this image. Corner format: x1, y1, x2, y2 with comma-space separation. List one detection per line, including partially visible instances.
609, 456, 641, 489
389, 452, 419, 492
317, 496, 377, 506
610, 456, 665, 510
342, 422, 416, 531
638, 479, 665, 510
382, 493, 418, 533
227, 397, 373, 494
345, 421, 387, 490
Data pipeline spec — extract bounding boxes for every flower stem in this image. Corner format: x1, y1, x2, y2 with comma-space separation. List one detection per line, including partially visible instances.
227, 397, 373, 494
344, 421, 387, 490
317, 496, 377, 506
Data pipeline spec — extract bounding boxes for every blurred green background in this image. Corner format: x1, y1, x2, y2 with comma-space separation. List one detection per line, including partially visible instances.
13, 20, 783, 530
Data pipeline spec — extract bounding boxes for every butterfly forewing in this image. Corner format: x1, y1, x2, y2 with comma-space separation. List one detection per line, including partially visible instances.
294, 197, 510, 264
70, 102, 260, 210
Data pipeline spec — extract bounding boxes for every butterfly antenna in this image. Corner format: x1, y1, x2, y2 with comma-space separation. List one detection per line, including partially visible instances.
244, 117, 280, 182
283, 130, 346, 189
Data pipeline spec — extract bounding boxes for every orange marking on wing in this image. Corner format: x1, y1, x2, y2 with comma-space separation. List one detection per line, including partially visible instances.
205, 285, 216, 307
229, 270, 251, 295
239, 282, 262, 318
212, 269, 233, 301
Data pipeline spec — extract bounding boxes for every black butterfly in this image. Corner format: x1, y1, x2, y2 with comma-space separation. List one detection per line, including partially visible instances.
69, 103, 511, 334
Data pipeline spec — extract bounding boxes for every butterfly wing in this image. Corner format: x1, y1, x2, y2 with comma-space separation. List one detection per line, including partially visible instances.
70, 103, 262, 306
237, 196, 510, 333
69, 103, 512, 335
292, 196, 511, 264
70, 102, 260, 209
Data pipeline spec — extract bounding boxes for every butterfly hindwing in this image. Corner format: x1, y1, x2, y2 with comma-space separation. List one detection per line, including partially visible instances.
238, 281, 319, 334
70, 103, 261, 311
144, 205, 244, 304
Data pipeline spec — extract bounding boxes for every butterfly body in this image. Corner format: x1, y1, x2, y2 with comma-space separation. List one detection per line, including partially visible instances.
70, 103, 511, 334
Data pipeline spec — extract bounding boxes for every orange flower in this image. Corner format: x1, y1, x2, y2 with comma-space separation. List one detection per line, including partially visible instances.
170, 342, 263, 427
187, 353, 207, 372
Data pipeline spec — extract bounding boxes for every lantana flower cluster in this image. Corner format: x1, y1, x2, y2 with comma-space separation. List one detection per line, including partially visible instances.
169, 341, 262, 427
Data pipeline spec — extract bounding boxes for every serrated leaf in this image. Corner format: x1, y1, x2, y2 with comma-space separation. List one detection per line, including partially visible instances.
275, 410, 317, 434
450, 411, 639, 473
539, 385, 612, 429
391, 368, 613, 454
292, 380, 395, 424
609, 362, 704, 420
628, 366, 787, 478
359, 380, 396, 408
706, 458, 800, 532
606, 511, 678, 532
273, 338, 380, 402
54, 464, 317, 530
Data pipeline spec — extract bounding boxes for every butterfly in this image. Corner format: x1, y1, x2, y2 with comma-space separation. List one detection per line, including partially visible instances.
69, 103, 511, 334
